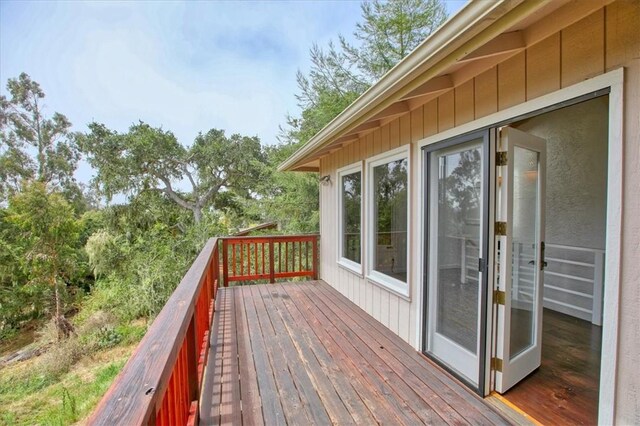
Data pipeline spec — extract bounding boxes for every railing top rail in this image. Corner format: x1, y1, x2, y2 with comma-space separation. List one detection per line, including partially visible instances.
221, 233, 319, 241
90, 237, 219, 425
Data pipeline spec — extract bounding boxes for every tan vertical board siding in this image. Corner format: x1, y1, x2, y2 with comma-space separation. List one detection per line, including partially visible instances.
606, 1, 640, 423
605, 0, 640, 70
454, 79, 475, 125
561, 9, 605, 88
474, 66, 498, 119
526, 33, 561, 100
389, 117, 400, 149
423, 99, 438, 137
437, 90, 455, 131
373, 127, 382, 156
380, 122, 391, 153
498, 51, 526, 110
410, 106, 424, 143
400, 114, 411, 147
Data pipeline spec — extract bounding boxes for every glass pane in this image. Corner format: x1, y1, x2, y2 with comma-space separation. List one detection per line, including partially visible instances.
510, 146, 540, 359
373, 158, 408, 282
341, 171, 361, 263
432, 141, 483, 354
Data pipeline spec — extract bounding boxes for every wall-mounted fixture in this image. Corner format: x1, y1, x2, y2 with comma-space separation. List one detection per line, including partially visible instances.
320, 175, 331, 185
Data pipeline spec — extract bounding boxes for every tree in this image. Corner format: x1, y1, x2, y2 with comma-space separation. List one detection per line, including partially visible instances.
341, 0, 448, 80
295, 0, 447, 111
0, 73, 79, 201
6, 181, 80, 339
269, 0, 448, 233
77, 122, 267, 224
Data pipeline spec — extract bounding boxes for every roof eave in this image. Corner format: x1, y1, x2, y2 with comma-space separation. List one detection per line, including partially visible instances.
279, 0, 533, 172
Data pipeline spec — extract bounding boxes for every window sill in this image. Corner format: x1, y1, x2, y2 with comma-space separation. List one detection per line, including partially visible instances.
337, 259, 363, 277
366, 270, 411, 301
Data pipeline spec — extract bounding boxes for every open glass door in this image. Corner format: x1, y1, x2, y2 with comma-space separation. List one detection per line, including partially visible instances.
424, 132, 489, 390
493, 127, 546, 393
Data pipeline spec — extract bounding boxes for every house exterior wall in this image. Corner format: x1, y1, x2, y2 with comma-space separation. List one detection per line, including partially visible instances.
318, 2, 639, 422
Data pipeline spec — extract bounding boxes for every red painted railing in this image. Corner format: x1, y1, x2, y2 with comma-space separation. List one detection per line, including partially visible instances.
221, 234, 318, 285
89, 238, 219, 425
90, 235, 318, 425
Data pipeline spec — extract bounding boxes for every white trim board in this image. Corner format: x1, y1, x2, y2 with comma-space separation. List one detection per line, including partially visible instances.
413, 68, 623, 425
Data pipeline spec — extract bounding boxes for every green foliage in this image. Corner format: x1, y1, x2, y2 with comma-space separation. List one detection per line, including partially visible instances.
1, 182, 82, 336
267, 0, 448, 234
77, 122, 268, 223
342, 0, 448, 80
0, 73, 80, 203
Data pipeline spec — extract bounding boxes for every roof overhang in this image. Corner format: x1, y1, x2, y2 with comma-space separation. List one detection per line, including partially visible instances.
279, 0, 604, 172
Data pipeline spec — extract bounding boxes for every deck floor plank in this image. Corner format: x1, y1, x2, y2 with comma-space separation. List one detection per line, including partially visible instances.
246, 285, 310, 425
311, 281, 508, 425
261, 284, 353, 424
234, 286, 264, 426
240, 286, 285, 425
281, 284, 376, 424
279, 284, 403, 425
287, 283, 441, 425
255, 285, 333, 425
201, 288, 226, 424
202, 281, 510, 425
304, 283, 469, 426
219, 288, 242, 425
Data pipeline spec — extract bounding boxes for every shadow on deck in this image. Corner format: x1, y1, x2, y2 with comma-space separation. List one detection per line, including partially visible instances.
200, 280, 509, 425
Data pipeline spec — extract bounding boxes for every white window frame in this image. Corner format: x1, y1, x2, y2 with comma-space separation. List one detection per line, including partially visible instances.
337, 162, 364, 276
366, 145, 411, 298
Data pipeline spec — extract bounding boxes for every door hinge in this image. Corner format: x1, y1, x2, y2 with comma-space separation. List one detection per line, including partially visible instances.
491, 357, 503, 372
494, 290, 506, 305
478, 258, 485, 272
496, 151, 508, 166
495, 221, 507, 236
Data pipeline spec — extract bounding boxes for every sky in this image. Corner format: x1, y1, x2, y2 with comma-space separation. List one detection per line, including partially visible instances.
1, 0, 466, 184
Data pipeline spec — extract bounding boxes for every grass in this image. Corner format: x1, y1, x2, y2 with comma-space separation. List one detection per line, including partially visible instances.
0, 343, 135, 425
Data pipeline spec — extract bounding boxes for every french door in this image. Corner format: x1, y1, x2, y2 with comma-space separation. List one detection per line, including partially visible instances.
493, 127, 547, 393
423, 132, 489, 390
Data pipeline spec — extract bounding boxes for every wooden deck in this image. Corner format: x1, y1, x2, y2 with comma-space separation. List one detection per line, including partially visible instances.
199, 280, 509, 425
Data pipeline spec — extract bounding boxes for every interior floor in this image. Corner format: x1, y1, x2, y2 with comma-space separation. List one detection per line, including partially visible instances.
503, 308, 602, 425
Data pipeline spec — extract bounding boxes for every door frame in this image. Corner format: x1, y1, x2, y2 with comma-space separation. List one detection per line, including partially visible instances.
414, 68, 623, 423
421, 130, 492, 395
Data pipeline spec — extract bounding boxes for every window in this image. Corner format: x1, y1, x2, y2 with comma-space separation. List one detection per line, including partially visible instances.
337, 163, 362, 274
366, 147, 410, 296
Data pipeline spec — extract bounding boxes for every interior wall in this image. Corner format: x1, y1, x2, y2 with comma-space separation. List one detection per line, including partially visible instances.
513, 97, 609, 250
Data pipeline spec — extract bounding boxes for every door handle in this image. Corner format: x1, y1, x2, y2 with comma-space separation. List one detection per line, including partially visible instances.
540, 241, 547, 271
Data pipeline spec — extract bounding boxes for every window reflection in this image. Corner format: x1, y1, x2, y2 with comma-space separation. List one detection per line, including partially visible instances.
373, 158, 408, 282
341, 172, 361, 264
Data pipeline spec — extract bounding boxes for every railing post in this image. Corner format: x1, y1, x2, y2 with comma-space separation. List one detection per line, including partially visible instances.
312, 235, 319, 280
269, 240, 275, 283
222, 239, 229, 287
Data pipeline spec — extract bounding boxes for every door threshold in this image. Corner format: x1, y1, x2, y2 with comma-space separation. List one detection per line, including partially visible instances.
485, 392, 544, 426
